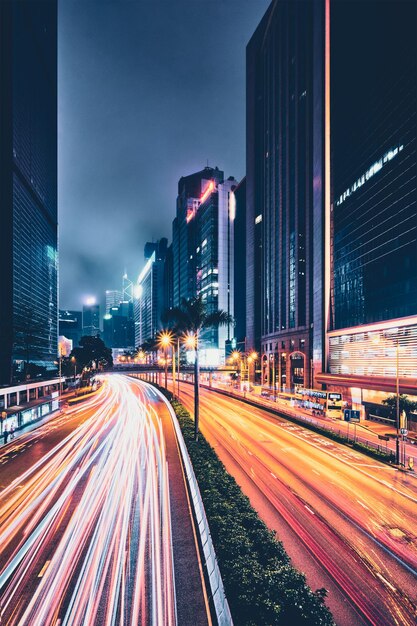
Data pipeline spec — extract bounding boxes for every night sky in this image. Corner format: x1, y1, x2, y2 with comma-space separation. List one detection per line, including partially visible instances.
58, 0, 270, 311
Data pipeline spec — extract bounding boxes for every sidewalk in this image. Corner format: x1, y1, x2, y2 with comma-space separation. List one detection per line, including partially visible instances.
185, 379, 417, 468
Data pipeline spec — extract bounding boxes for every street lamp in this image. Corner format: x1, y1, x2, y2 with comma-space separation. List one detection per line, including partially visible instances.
183, 332, 200, 440
248, 351, 258, 385
157, 331, 174, 389
71, 356, 77, 384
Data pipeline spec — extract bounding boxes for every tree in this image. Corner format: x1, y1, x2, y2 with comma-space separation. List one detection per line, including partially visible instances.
139, 337, 159, 364
383, 394, 417, 418
164, 296, 233, 440
70, 335, 113, 373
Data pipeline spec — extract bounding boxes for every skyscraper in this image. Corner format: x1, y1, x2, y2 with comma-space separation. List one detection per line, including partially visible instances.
246, 0, 328, 390
105, 290, 123, 314
316, 0, 417, 408
58, 310, 83, 349
83, 301, 100, 337
103, 302, 135, 349
134, 240, 167, 347
0, 0, 58, 383
172, 167, 237, 363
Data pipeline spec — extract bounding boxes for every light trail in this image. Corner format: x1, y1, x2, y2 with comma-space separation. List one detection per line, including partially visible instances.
0, 376, 177, 626
171, 378, 417, 626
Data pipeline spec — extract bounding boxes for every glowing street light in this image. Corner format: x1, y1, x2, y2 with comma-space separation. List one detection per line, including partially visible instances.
71, 356, 77, 383
157, 331, 174, 389
183, 332, 197, 350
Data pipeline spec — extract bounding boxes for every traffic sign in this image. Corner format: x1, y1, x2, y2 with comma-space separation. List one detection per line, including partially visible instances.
400, 428, 408, 436
350, 410, 360, 422
378, 435, 389, 441
344, 409, 360, 422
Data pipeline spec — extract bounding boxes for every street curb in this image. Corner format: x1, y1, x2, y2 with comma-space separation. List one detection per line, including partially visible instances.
148, 382, 234, 626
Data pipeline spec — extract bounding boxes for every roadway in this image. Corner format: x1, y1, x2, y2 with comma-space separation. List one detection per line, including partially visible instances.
169, 379, 417, 626
0, 375, 209, 626
196, 379, 417, 464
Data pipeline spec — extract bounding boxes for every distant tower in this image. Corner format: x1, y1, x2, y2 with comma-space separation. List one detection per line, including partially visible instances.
122, 273, 133, 303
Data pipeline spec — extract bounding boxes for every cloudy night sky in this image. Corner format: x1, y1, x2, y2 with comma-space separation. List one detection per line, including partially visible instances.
58, 0, 270, 310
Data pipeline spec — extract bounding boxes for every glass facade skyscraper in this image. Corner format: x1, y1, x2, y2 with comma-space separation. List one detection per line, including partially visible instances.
331, 1, 416, 331
0, 0, 58, 383
246, 0, 328, 390
317, 0, 417, 407
171, 167, 236, 362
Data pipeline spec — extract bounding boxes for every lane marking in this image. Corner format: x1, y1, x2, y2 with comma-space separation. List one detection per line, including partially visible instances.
357, 499, 369, 510
375, 572, 397, 593
304, 505, 315, 515
312, 470, 321, 476
38, 560, 50, 578
270, 472, 277, 479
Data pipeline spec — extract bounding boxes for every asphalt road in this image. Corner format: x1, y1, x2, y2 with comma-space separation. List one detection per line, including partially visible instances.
171, 379, 417, 626
0, 375, 209, 626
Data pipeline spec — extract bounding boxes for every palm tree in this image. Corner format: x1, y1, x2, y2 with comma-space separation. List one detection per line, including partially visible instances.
164, 296, 233, 440
140, 337, 159, 364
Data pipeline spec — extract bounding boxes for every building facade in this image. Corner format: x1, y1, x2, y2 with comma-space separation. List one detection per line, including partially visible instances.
103, 302, 135, 349
172, 167, 236, 363
82, 302, 100, 337
105, 290, 122, 314
0, 0, 58, 383
246, 0, 329, 391
316, 0, 417, 411
134, 241, 167, 347
58, 310, 83, 349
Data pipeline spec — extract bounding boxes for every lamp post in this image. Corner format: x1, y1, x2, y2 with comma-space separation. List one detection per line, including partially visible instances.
248, 351, 258, 386
184, 332, 199, 440
396, 337, 400, 465
157, 331, 174, 390
71, 356, 77, 385
176, 336, 180, 399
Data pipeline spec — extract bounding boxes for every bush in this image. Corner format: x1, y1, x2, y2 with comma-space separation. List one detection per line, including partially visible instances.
168, 394, 335, 626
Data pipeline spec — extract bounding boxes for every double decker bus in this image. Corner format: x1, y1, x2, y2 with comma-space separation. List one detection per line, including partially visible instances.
294, 388, 343, 418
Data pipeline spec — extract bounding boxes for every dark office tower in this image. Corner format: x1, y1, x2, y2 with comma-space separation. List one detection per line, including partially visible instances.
59, 310, 83, 349
172, 167, 236, 363
0, 0, 58, 383
103, 302, 135, 349
83, 302, 100, 337
233, 177, 248, 346
163, 244, 174, 313
172, 166, 224, 307
318, 1, 417, 405
246, 0, 329, 391
144, 238, 168, 262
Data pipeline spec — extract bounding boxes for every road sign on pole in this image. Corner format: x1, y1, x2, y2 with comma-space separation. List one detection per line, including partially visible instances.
344, 409, 351, 422
350, 410, 360, 422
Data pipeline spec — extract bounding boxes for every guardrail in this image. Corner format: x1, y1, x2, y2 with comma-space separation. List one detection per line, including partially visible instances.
149, 382, 234, 626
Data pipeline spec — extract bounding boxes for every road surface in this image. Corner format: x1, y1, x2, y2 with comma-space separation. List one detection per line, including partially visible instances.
0, 375, 209, 626
168, 378, 417, 626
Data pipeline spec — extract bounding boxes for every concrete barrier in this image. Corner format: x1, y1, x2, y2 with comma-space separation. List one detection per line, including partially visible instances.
150, 383, 234, 626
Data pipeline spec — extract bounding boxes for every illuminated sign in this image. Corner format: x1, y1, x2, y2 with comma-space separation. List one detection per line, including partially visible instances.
328, 393, 342, 401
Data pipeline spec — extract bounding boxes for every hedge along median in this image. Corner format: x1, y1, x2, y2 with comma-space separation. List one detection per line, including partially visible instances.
158, 387, 334, 626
